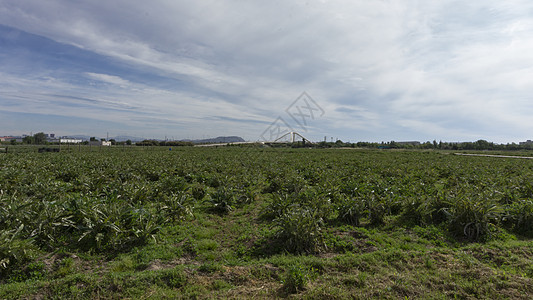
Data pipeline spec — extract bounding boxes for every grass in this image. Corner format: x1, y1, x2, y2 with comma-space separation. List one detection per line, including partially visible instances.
1, 147, 533, 298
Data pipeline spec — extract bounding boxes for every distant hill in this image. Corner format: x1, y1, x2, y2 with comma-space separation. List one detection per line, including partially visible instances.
67, 135, 92, 141
111, 136, 144, 142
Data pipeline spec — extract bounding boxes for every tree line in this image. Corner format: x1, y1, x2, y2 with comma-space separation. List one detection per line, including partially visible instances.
315, 139, 533, 151
5, 133, 533, 151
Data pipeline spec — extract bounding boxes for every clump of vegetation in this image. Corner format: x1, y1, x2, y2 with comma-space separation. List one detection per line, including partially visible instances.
0, 226, 36, 272
159, 192, 194, 222
366, 194, 388, 225
504, 199, 533, 236
189, 184, 206, 201
336, 195, 365, 226
442, 194, 503, 241
261, 192, 294, 220
273, 206, 326, 254
207, 187, 236, 214
400, 194, 448, 226
281, 264, 317, 294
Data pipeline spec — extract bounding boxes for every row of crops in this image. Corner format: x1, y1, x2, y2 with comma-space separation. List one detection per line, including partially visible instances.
1, 147, 533, 281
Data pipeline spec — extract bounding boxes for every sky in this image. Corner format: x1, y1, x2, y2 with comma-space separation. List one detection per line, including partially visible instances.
1, 0, 533, 143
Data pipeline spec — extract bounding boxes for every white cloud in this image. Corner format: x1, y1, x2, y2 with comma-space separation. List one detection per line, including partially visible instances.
85, 72, 131, 87
1, 0, 533, 142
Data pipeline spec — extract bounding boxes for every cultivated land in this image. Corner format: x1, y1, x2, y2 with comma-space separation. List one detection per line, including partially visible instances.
1, 146, 533, 299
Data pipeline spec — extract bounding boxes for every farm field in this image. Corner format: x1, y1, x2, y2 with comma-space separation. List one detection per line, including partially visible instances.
1, 147, 533, 299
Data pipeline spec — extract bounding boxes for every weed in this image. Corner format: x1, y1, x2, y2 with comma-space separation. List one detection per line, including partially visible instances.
8, 261, 45, 283
261, 192, 293, 220
158, 176, 188, 194
504, 200, 533, 236
400, 194, 447, 226
157, 267, 187, 288
198, 262, 222, 273
443, 194, 503, 241
212, 279, 232, 291
111, 256, 137, 272
273, 205, 326, 254
424, 257, 435, 269
190, 184, 206, 201
196, 239, 219, 251
281, 264, 317, 294
366, 193, 387, 225
159, 192, 194, 222
54, 257, 75, 278
413, 225, 448, 247
207, 187, 236, 214
336, 195, 365, 226
0, 225, 36, 274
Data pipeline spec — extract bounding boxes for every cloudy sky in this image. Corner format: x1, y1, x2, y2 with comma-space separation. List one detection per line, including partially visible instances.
1, 1, 533, 143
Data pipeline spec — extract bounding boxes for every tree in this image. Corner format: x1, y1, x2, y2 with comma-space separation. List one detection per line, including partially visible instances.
138, 140, 159, 146
475, 139, 490, 150
126, 140, 132, 146
90, 137, 97, 141
33, 132, 47, 144
23, 136, 33, 144
385, 141, 396, 148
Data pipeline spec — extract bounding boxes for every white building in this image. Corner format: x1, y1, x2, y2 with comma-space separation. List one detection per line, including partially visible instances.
89, 141, 112, 146
60, 138, 83, 144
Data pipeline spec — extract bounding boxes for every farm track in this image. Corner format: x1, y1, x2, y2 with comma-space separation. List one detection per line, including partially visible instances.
454, 153, 533, 159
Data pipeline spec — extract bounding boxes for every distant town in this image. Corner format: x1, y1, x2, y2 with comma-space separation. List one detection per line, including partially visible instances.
1, 133, 116, 145
0, 132, 246, 146
1, 132, 533, 151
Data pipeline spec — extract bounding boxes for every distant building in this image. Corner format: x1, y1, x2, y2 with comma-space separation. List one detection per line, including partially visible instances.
519, 140, 533, 146
89, 141, 111, 146
60, 138, 82, 144
0, 136, 20, 142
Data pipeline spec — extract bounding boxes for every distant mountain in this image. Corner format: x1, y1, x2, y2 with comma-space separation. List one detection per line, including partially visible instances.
110, 136, 144, 142
67, 135, 92, 141
185, 136, 245, 144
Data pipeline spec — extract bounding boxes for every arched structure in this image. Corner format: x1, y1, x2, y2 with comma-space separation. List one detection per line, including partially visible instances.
273, 131, 313, 144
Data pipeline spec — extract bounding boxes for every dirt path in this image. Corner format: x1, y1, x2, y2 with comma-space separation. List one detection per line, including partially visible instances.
454, 153, 533, 159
